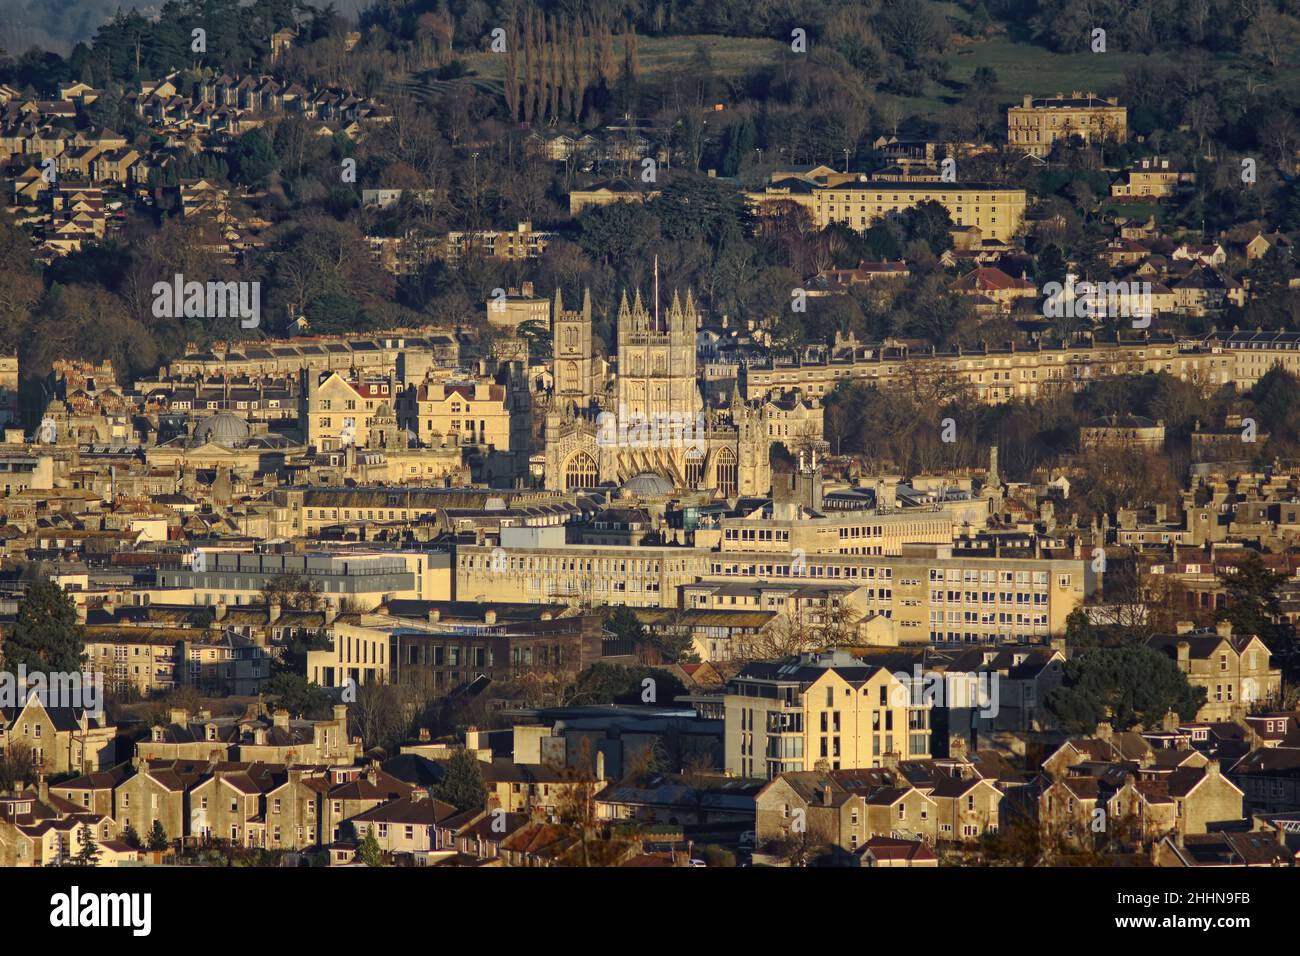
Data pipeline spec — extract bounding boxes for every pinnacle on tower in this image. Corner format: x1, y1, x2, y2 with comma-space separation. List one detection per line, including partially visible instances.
632, 288, 646, 328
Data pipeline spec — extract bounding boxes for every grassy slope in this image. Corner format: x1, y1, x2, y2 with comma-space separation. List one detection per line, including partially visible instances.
389, 35, 787, 109
391, 23, 1300, 126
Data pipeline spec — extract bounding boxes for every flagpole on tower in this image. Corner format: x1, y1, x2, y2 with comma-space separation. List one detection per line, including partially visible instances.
654, 254, 660, 331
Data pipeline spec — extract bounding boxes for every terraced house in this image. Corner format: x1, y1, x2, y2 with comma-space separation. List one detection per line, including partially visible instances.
1147, 624, 1281, 721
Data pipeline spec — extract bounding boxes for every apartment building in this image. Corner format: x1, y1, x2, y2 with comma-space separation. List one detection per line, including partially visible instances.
1008, 92, 1127, 158
701, 543, 1093, 646
396, 378, 513, 451
712, 498, 981, 557
810, 181, 1027, 242
308, 605, 612, 691
444, 221, 553, 261
723, 650, 931, 779
83, 628, 278, 696
456, 537, 707, 608
157, 549, 434, 610
304, 371, 398, 451
458, 536, 1090, 645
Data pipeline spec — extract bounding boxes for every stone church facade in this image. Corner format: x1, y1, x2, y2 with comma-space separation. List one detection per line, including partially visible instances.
543, 286, 798, 497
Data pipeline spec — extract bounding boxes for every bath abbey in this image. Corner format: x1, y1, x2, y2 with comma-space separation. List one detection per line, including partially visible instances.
542, 285, 821, 496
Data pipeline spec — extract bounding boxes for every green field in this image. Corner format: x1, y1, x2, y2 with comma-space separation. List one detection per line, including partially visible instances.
388, 34, 788, 111
948, 36, 1300, 97
463, 34, 787, 84
390, 27, 1300, 125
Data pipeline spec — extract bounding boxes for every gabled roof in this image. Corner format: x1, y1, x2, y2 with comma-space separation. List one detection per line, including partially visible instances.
351, 793, 459, 826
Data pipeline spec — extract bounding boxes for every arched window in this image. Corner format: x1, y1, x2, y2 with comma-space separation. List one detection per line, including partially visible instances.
564, 452, 598, 490
716, 447, 738, 498
685, 448, 705, 488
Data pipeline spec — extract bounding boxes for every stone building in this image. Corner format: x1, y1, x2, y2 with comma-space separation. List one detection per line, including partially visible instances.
543, 286, 803, 498
1007, 92, 1127, 158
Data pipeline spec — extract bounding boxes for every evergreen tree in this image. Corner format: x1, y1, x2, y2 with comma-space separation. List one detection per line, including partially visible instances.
358, 827, 384, 866
71, 823, 101, 867
1045, 645, 1206, 732
148, 820, 170, 852
1035, 243, 1068, 289
1216, 552, 1292, 655
606, 606, 647, 651
3, 578, 85, 675
433, 748, 487, 811
231, 128, 279, 187
121, 824, 142, 850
